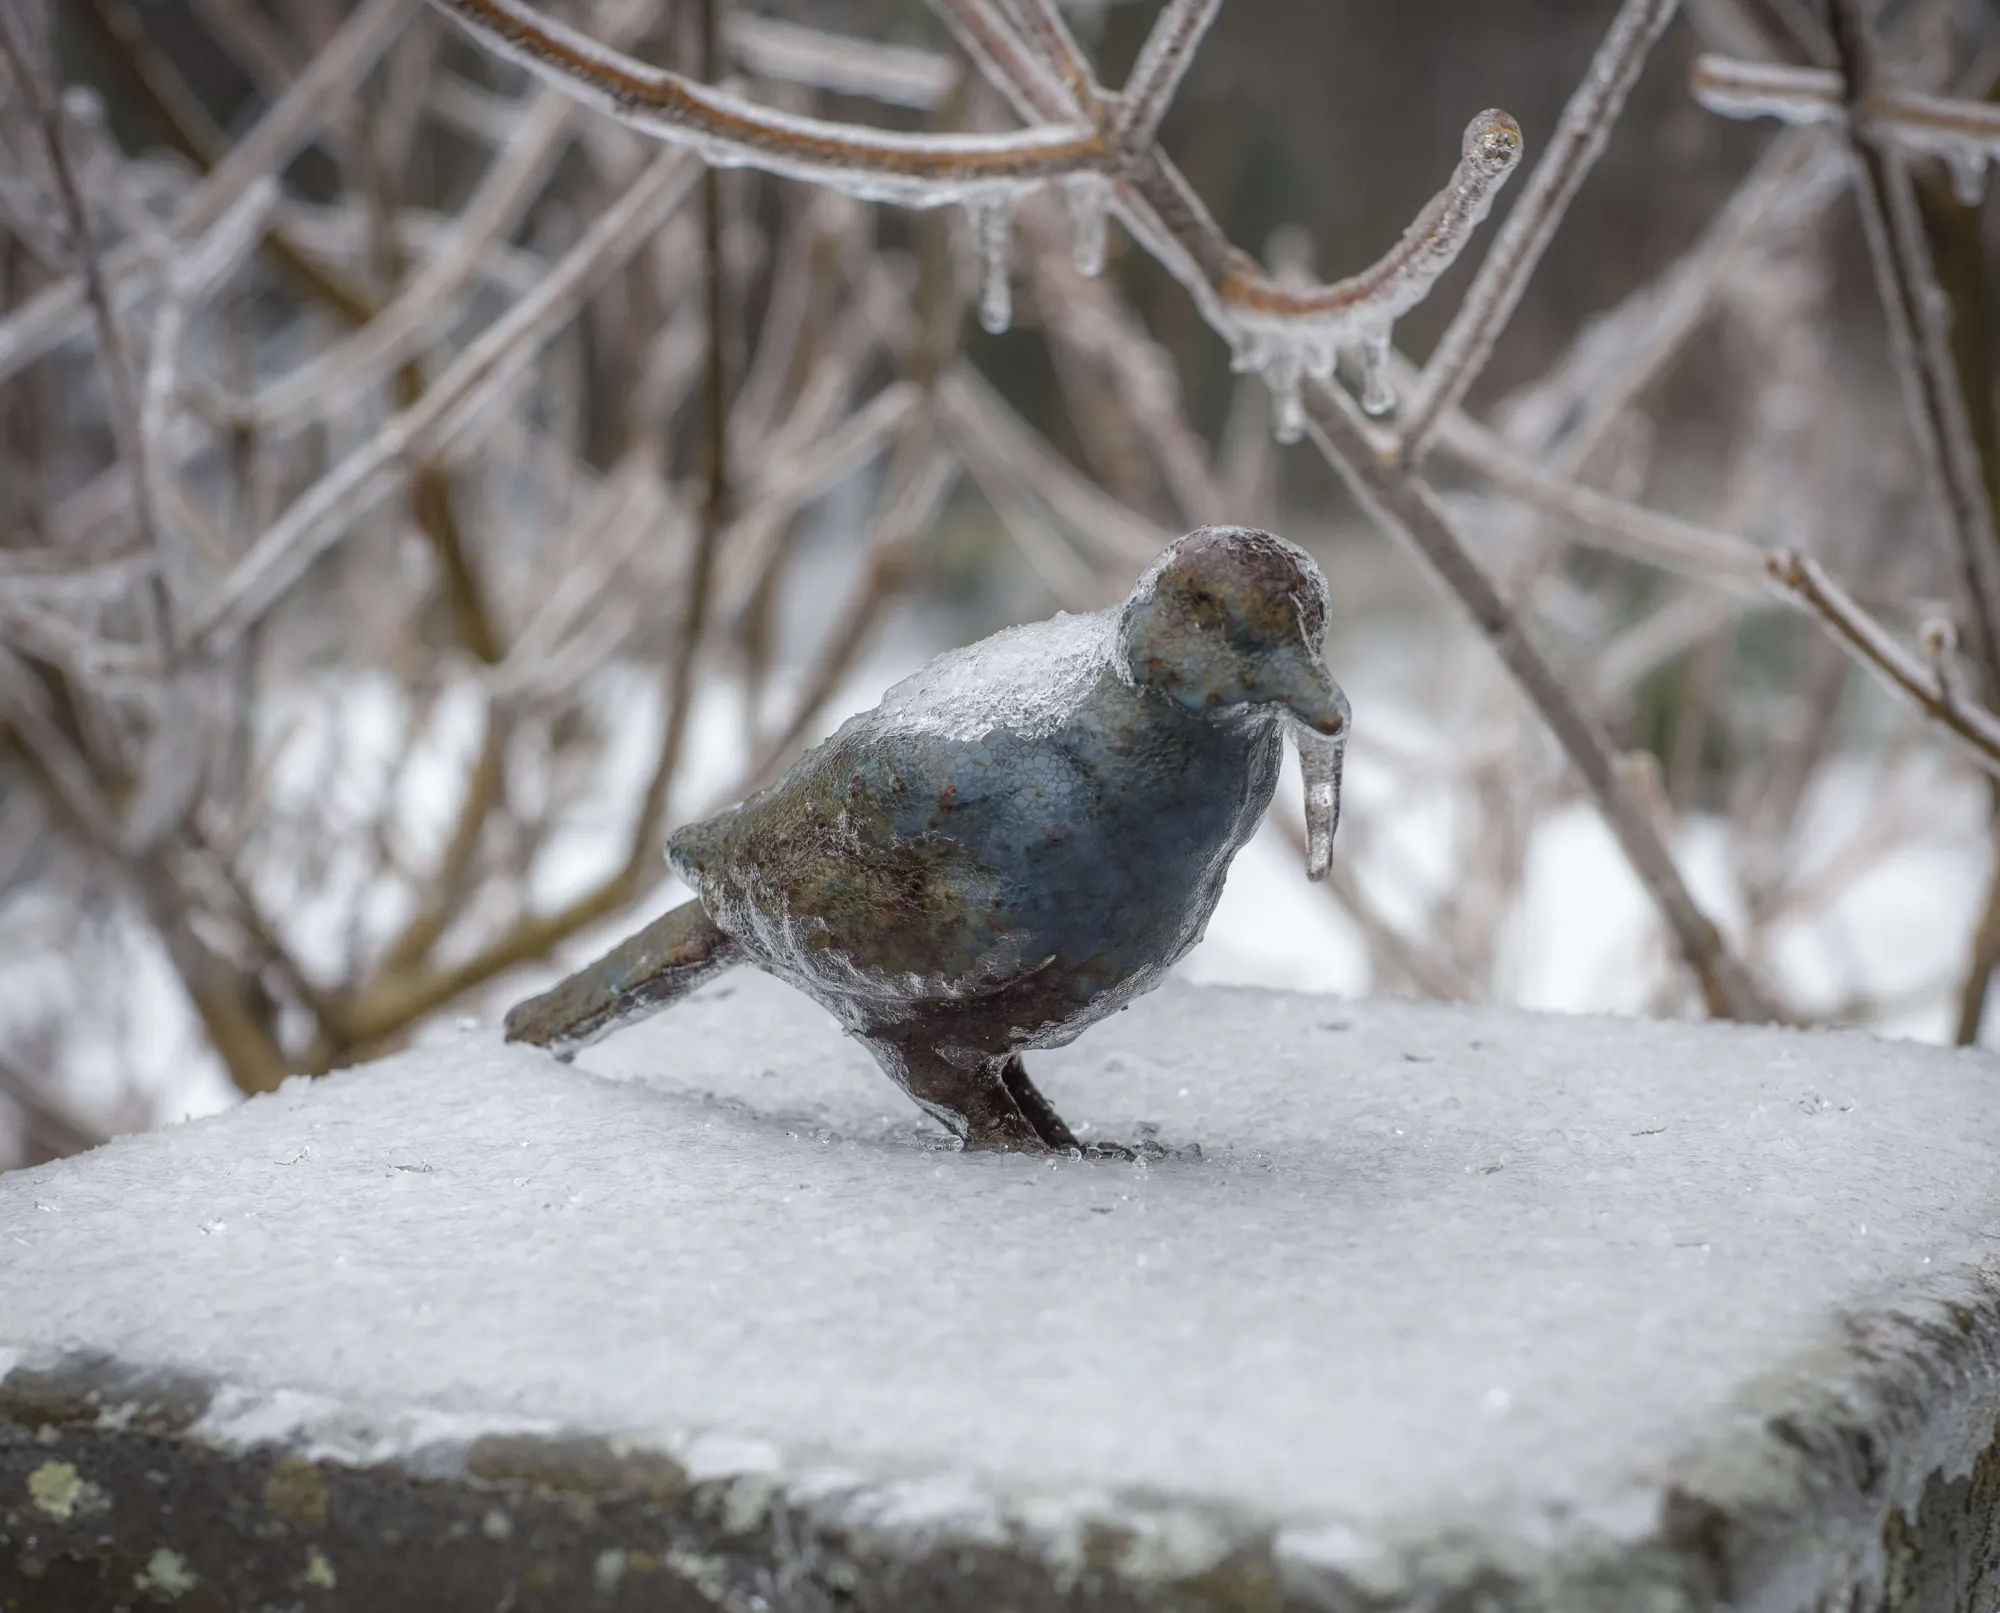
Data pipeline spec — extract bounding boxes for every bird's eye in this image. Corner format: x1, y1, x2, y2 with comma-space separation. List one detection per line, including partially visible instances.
1184, 586, 1226, 630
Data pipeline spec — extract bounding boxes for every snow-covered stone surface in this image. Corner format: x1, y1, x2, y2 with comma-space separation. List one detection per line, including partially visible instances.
3, 973, 1998, 1611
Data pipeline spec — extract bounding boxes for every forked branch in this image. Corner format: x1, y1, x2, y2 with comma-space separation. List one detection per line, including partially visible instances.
425, 0, 1104, 201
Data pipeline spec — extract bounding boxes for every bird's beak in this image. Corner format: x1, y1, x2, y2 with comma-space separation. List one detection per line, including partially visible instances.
1273, 655, 1349, 737
1275, 656, 1349, 883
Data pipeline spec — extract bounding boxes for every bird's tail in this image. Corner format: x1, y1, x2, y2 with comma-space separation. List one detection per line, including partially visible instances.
503, 900, 741, 1061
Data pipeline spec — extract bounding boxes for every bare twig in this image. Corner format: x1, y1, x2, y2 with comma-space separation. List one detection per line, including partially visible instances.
0, 0, 413, 386
1820, 0, 2000, 679
1114, 0, 1221, 149
192, 150, 700, 652
1767, 549, 2000, 775
423, 0, 1104, 200
1398, 0, 1683, 459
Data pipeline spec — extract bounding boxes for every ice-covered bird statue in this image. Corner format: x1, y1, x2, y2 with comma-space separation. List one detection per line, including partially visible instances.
505, 525, 1350, 1153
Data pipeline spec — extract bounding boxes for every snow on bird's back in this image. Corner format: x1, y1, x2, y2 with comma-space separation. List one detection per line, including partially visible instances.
870, 608, 1117, 743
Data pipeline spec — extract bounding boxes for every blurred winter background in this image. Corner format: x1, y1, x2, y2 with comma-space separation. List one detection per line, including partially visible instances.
1, 0, 1994, 1168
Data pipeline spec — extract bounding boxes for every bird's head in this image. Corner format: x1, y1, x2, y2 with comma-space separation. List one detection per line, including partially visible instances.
1117, 526, 1350, 879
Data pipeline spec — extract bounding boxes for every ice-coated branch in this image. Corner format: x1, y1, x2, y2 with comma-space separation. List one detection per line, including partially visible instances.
0, 1045, 104, 1162
1497, 129, 1841, 473
421, 0, 1105, 205
1020, 199, 1229, 525
1818, 0, 2000, 680
0, 5, 172, 645
734, 444, 962, 797
713, 381, 922, 617
187, 0, 300, 96
1222, 109, 1523, 438
940, 366, 1168, 565
1114, 0, 1223, 149
1693, 54, 2000, 195
234, 91, 578, 430
920, 20, 1774, 1015
0, 0, 413, 388
0, 648, 121, 847
950, 412, 1109, 607
926, 0, 1079, 124
1688, 57, 1844, 124
1766, 549, 2000, 776
1439, 413, 1771, 590
999, 0, 1100, 117
1398, 0, 1684, 461
1290, 374, 1777, 1021
190, 149, 701, 654
729, 16, 958, 111
1272, 815, 1481, 1001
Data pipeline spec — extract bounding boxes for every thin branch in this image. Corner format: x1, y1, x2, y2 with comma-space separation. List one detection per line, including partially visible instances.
736, 443, 960, 793
1294, 374, 1775, 1019
1398, 0, 1683, 460
1823, 0, 2000, 681
1273, 816, 1481, 1002
997, 0, 1098, 117
0, 1045, 105, 1160
422, 0, 1104, 202
1112, 0, 1219, 149
713, 379, 922, 617
1693, 53, 2000, 173
1438, 412, 1771, 589
190, 149, 701, 653
927, 0, 1078, 123
940, 366, 1168, 565
236, 92, 578, 430
1494, 127, 1840, 471
657, 0, 736, 835
0, 7, 169, 641
0, 0, 413, 387
730, 15, 958, 110
1767, 548, 2000, 777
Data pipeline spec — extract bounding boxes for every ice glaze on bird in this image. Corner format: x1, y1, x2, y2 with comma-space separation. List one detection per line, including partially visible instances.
504, 526, 1351, 1154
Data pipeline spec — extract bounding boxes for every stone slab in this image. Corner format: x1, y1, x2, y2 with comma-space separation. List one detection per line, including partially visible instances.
2, 974, 1997, 1610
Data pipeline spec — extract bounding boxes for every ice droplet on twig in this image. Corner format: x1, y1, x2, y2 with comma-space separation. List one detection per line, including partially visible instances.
1947, 149, 1987, 208
1357, 328, 1395, 416
1268, 347, 1305, 444
1231, 328, 1324, 445
969, 194, 1015, 335
1062, 173, 1111, 277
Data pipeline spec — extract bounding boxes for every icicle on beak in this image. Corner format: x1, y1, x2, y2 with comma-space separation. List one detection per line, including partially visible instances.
1274, 656, 1350, 882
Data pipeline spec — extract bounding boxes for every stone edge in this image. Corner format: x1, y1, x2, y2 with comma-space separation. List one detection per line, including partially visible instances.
1, 1263, 1997, 1613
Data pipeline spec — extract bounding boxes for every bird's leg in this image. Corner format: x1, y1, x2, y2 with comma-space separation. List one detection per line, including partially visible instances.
995, 1055, 1079, 1149
862, 1039, 1049, 1152
998, 1055, 1139, 1160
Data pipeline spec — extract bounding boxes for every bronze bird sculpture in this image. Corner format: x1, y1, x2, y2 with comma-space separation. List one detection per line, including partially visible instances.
505, 525, 1350, 1153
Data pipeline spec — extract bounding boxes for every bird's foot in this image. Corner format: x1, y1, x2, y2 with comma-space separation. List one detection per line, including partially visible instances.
1073, 1124, 1199, 1163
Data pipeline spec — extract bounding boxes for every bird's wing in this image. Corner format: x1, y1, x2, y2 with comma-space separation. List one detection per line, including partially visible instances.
686, 716, 1100, 996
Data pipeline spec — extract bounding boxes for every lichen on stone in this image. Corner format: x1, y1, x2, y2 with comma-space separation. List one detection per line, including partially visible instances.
134, 1547, 197, 1598
264, 1455, 330, 1528
26, 1459, 88, 1520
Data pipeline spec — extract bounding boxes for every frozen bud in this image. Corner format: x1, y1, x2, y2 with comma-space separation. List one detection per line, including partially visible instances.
1464, 108, 1524, 178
